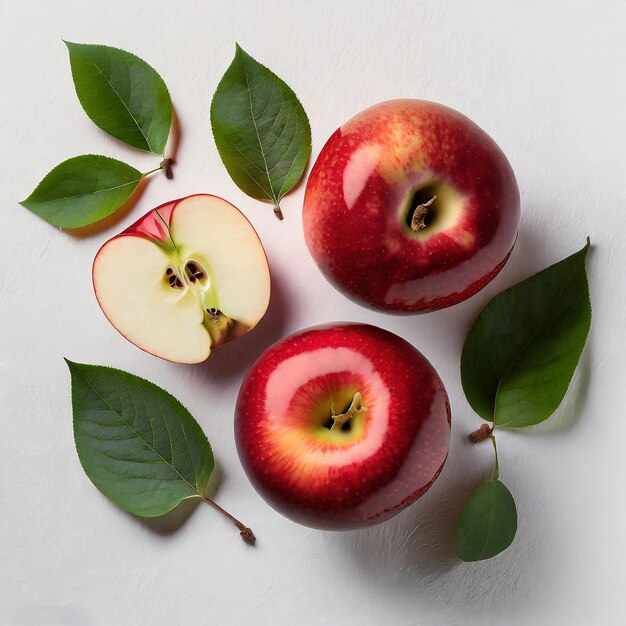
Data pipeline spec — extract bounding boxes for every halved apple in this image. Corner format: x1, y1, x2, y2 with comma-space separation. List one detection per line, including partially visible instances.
93, 194, 271, 363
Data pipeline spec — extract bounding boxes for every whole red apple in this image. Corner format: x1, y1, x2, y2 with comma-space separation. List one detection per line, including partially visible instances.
235, 323, 450, 530
303, 99, 520, 313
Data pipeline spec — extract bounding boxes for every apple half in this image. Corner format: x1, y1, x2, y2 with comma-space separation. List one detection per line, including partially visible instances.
93, 194, 270, 363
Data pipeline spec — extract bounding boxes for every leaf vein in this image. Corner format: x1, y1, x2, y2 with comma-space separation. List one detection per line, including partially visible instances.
83, 54, 153, 152
75, 371, 198, 497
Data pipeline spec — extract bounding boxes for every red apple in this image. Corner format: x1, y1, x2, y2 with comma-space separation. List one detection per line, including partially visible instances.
235, 323, 450, 530
303, 99, 520, 313
93, 194, 270, 364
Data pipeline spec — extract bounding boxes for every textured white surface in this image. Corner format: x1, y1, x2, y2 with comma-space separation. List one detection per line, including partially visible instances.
1, 1, 625, 625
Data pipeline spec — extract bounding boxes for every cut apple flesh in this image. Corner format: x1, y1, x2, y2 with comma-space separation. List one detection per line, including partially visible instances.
93, 195, 271, 364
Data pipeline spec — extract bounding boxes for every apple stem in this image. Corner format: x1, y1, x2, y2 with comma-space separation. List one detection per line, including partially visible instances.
410, 195, 437, 231
330, 391, 366, 430
469, 423, 493, 443
202, 495, 255, 543
273, 204, 284, 220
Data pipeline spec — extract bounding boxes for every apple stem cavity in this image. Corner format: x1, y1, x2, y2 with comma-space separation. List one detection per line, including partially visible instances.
329, 391, 367, 431
273, 204, 284, 221
410, 195, 437, 231
202, 495, 255, 543
469, 422, 494, 443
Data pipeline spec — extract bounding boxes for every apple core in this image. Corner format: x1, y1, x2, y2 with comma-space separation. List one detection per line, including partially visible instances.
160, 241, 235, 346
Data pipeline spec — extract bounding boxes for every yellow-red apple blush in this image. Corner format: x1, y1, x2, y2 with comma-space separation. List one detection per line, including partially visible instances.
303, 99, 520, 313
235, 323, 451, 530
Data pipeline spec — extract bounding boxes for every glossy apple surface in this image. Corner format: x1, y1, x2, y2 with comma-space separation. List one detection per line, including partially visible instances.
235, 323, 451, 530
303, 99, 520, 313
93, 194, 270, 364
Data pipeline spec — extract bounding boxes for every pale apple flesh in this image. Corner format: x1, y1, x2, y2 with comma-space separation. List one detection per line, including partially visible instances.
303, 99, 521, 313
93, 194, 270, 364
235, 323, 451, 530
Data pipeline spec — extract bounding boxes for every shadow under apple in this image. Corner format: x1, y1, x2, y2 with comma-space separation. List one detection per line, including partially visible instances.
323, 449, 547, 617
325, 459, 479, 583
321, 215, 588, 614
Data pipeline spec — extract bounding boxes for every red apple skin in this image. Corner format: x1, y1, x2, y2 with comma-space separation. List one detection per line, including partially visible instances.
303, 99, 520, 313
235, 323, 451, 530
122, 198, 178, 243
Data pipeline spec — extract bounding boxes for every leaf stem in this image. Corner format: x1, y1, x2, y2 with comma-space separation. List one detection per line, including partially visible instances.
142, 158, 173, 179
142, 166, 162, 178
202, 495, 255, 543
273, 204, 284, 220
490, 434, 500, 481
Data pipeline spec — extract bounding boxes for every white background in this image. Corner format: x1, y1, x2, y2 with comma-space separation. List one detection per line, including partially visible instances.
1, 1, 625, 625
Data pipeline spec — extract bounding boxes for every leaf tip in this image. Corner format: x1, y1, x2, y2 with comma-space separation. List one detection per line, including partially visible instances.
233, 42, 249, 61
64, 358, 83, 374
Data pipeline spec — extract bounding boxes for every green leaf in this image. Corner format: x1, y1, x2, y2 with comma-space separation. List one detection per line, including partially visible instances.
210, 44, 311, 218
67, 360, 214, 517
461, 240, 591, 428
20, 155, 142, 228
65, 41, 172, 155
455, 479, 518, 562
